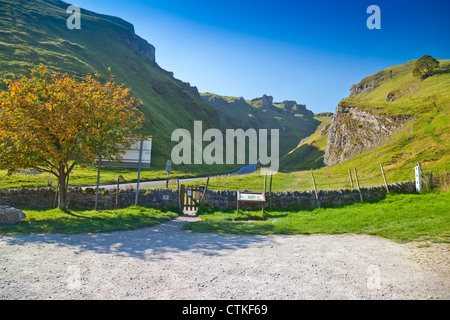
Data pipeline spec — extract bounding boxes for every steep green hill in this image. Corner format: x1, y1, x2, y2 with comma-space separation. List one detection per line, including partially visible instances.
200, 93, 320, 157
0, 0, 236, 175
324, 58, 450, 176
272, 57, 449, 189
279, 115, 331, 172
0, 0, 321, 176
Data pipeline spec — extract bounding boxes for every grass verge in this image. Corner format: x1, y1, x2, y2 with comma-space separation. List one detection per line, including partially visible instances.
182, 191, 450, 243
0, 206, 179, 235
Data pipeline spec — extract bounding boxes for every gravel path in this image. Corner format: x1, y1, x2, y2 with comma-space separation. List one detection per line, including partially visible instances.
0, 215, 448, 300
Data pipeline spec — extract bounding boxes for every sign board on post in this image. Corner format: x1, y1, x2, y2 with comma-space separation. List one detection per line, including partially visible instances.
99, 139, 152, 168
238, 193, 265, 202
237, 191, 266, 214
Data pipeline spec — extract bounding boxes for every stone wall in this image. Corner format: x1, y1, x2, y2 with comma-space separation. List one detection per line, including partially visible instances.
0, 181, 415, 210
203, 181, 415, 210
0, 187, 178, 209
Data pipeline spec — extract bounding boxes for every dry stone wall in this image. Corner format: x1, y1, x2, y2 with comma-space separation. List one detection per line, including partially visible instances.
0, 181, 415, 210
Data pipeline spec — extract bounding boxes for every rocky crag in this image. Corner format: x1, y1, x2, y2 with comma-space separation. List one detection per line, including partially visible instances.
323, 104, 413, 166
200, 93, 320, 156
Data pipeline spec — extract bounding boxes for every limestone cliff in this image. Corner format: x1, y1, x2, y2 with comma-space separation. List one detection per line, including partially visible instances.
323, 103, 412, 166
123, 34, 156, 65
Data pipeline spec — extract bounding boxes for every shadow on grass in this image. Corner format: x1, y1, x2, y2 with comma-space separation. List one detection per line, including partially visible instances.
0, 205, 274, 260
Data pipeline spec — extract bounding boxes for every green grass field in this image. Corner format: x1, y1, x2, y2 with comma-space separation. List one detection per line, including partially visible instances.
0, 206, 179, 235
183, 191, 450, 243
2, 191, 448, 244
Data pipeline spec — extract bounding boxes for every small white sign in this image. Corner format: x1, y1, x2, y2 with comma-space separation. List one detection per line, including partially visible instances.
166, 160, 172, 172
163, 195, 170, 201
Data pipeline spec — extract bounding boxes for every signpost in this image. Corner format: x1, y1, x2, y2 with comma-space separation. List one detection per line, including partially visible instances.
237, 191, 266, 214
165, 160, 172, 189
100, 139, 152, 168
134, 140, 144, 206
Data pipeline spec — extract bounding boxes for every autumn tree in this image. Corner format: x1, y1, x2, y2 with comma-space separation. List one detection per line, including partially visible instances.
412, 55, 440, 79
0, 66, 144, 209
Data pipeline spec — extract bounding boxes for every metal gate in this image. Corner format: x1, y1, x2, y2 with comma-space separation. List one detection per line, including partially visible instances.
180, 184, 205, 213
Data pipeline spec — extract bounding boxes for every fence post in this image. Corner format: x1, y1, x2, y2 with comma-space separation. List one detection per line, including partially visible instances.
354, 167, 363, 203
94, 157, 101, 210
415, 163, 422, 192
134, 140, 144, 206
264, 173, 267, 194
348, 168, 354, 189
200, 177, 210, 205
428, 171, 434, 190
311, 172, 320, 208
269, 173, 273, 208
380, 164, 389, 193
269, 173, 273, 193
177, 179, 181, 211
180, 184, 185, 211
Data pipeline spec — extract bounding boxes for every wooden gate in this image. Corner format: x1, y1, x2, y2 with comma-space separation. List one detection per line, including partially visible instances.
180, 184, 204, 213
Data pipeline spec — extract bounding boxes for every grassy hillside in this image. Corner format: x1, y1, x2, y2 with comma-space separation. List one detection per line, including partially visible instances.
335, 58, 450, 175
279, 116, 331, 172
165, 57, 449, 192
0, 0, 322, 182
0, 0, 236, 175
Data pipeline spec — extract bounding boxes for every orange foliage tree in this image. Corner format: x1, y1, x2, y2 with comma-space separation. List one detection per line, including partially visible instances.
0, 66, 145, 209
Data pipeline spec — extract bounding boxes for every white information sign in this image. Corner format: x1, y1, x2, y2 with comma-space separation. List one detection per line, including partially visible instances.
238, 192, 265, 202
100, 139, 152, 168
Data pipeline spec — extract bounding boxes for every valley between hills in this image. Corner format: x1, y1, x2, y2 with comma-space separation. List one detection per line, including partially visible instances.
0, 0, 449, 191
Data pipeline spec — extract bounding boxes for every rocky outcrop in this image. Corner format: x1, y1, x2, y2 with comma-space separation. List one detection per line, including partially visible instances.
123, 35, 156, 65
278, 100, 314, 118
315, 112, 334, 117
323, 104, 413, 166
251, 94, 273, 108
349, 70, 387, 97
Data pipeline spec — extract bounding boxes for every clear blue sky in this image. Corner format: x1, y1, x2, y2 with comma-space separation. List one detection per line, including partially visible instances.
70, 0, 450, 113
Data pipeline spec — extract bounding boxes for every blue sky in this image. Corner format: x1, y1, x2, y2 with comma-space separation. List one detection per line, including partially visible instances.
70, 0, 450, 113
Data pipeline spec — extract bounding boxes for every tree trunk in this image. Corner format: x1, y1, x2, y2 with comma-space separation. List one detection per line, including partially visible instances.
57, 168, 68, 210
